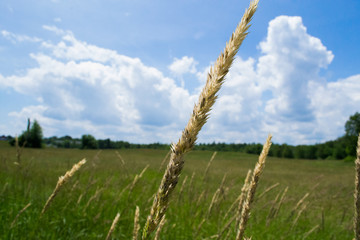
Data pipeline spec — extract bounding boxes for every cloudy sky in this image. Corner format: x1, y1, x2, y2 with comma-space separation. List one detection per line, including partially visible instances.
0, 0, 359, 145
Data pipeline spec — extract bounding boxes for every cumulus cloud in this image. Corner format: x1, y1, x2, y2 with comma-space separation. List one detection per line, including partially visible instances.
1, 16, 360, 145
199, 16, 358, 145
168, 56, 198, 76
1, 28, 197, 142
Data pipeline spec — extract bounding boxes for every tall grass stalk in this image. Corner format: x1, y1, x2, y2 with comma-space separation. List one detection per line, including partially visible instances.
133, 206, 140, 240
354, 133, 360, 240
105, 212, 120, 240
142, 0, 259, 238
41, 158, 86, 216
203, 151, 217, 181
236, 134, 272, 240
10, 202, 31, 228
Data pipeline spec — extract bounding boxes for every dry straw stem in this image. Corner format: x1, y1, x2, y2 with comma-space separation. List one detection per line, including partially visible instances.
203, 151, 217, 181
106, 212, 120, 240
41, 158, 86, 216
159, 150, 171, 170
236, 134, 272, 240
273, 186, 288, 218
354, 133, 360, 240
303, 224, 320, 239
235, 170, 252, 227
257, 182, 280, 200
10, 202, 31, 228
288, 192, 310, 220
291, 201, 308, 229
177, 175, 188, 203
142, 1, 259, 238
154, 215, 167, 240
133, 206, 140, 240
207, 188, 221, 218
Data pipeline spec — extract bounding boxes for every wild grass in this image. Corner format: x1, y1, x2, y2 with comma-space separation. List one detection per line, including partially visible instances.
0, 141, 355, 239
143, 0, 258, 238
0, 0, 359, 238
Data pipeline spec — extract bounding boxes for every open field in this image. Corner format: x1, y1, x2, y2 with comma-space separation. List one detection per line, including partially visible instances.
0, 141, 355, 239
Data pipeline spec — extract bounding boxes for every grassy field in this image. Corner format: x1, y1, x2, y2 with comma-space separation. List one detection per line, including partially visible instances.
0, 141, 355, 239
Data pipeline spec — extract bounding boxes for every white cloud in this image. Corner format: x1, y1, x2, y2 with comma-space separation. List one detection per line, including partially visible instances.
2, 16, 360, 145
1, 28, 197, 142
168, 56, 198, 76
1, 30, 42, 43
198, 16, 358, 145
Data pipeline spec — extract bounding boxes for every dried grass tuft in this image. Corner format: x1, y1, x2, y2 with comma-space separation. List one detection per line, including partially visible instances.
142, 1, 259, 238
236, 134, 272, 240
106, 212, 120, 240
354, 133, 360, 240
41, 158, 86, 216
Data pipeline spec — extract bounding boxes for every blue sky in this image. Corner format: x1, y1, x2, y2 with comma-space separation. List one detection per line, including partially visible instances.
0, 0, 359, 145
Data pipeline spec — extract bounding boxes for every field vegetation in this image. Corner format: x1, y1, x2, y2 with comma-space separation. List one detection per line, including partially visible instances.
0, 141, 355, 239
1, 0, 359, 239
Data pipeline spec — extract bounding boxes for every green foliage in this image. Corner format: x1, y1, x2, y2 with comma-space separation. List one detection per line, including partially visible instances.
9, 119, 43, 148
81, 134, 98, 149
345, 112, 360, 137
0, 144, 354, 239
28, 120, 43, 148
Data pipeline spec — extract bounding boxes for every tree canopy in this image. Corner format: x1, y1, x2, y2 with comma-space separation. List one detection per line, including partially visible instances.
345, 112, 360, 137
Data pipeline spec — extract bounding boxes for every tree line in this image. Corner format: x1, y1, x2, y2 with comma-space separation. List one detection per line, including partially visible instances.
7, 112, 360, 160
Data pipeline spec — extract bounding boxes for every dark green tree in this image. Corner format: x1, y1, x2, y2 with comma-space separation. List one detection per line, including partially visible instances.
10, 119, 43, 148
345, 112, 360, 137
28, 120, 43, 148
81, 134, 98, 149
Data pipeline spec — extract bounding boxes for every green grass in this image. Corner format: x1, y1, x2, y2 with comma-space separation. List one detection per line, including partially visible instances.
0, 141, 355, 239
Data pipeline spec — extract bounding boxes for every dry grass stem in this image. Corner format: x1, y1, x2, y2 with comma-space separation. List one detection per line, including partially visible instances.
292, 202, 308, 229
207, 188, 221, 218
159, 150, 171, 170
142, 0, 259, 238
203, 152, 217, 181
257, 182, 280, 200
41, 158, 86, 215
273, 186, 288, 218
10, 202, 31, 228
303, 224, 320, 239
354, 133, 360, 240
105, 212, 120, 240
133, 206, 140, 240
217, 214, 237, 239
115, 151, 128, 176
288, 192, 310, 219
154, 215, 166, 240
236, 134, 272, 240
235, 169, 252, 227
177, 175, 188, 203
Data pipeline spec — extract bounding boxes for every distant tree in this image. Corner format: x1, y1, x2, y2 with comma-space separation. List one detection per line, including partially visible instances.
81, 134, 98, 149
28, 120, 43, 148
345, 112, 360, 137
11, 119, 43, 148
281, 144, 294, 158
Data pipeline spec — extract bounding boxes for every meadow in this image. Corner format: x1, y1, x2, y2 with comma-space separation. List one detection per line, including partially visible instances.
0, 141, 355, 239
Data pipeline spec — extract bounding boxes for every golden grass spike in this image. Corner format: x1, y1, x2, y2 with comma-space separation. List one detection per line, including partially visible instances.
236, 134, 272, 240
133, 206, 140, 240
203, 151, 217, 181
235, 170, 252, 228
10, 202, 31, 228
354, 133, 360, 240
142, 1, 259, 238
41, 158, 86, 216
105, 212, 120, 240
